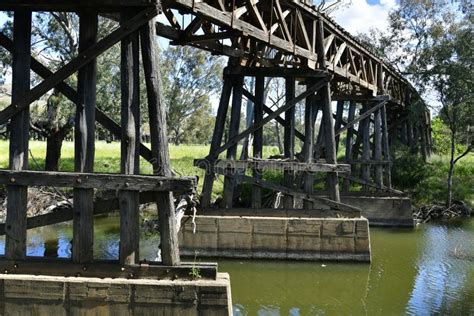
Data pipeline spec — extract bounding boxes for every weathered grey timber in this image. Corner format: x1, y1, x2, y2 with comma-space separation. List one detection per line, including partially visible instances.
252, 75, 264, 208
194, 159, 351, 173
5, 11, 31, 261
0, 170, 196, 191
283, 77, 296, 209
72, 11, 97, 264
119, 11, 141, 265
141, 19, 181, 266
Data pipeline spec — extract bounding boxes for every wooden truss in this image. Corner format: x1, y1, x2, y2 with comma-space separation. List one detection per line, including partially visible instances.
157, 0, 412, 105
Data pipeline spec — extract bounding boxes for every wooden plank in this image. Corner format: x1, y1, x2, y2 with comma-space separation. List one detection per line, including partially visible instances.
5, 11, 31, 261
72, 12, 97, 264
252, 75, 264, 208
200, 207, 360, 218
0, 32, 154, 163
211, 77, 329, 158
141, 19, 180, 266
0, 192, 159, 236
0, 0, 158, 11
214, 168, 361, 213
0, 170, 196, 191
200, 76, 233, 208
0, 259, 218, 280
223, 75, 244, 208
339, 174, 404, 195
225, 66, 326, 78
119, 11, 141, 265
283, 77, 295, 208
194, 159, 351, 173
381, 105, 392, 188
0, 6, 159, 125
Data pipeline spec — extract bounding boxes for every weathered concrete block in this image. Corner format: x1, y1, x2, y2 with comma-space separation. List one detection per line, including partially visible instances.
341, 196, 413, 227
217, 217, 253, 256
0, 274, 232, 316
181, 215, 371, 262
252, 217, 287, 253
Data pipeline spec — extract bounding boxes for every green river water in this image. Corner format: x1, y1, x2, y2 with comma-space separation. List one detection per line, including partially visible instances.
0, 216, 473, 315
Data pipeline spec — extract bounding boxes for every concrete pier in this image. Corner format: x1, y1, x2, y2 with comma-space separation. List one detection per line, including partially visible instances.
0, 273, 232, 315
179, 212, 371, 262
340, 196, 413, 227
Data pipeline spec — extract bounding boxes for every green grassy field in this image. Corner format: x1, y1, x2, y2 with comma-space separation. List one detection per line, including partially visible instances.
0, 140, 472, 206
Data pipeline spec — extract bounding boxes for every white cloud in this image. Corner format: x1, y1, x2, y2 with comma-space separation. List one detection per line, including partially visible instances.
330, 0, 398, 35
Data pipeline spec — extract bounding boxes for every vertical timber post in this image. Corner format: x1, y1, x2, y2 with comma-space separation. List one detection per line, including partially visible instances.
381, 105, 392, 188
283, 77, 295, 208
303, 80, 316, 209
5, 10, 31, 260
334, 100, 344, 152
374, 64, 384, 188
119, 11, 140, 265
252, 75, 264, 208
223, 74, 243, 208
316, 19, 340, 202
73, 11, 98, 263
141, 19, 179, 265
201, 74, 233, 208
361, 104, 371, 192
342, 101, 356, 193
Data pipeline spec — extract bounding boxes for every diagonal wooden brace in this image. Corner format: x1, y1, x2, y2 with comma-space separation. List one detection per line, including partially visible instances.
210, 76, 330, 159
0, 6, 159, 125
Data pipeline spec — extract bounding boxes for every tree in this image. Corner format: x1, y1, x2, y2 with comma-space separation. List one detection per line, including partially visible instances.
367, 0, 473, 206
161, 46, 223, 145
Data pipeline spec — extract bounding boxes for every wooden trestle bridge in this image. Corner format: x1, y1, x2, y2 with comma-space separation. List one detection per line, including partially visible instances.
0, 0, 430, 277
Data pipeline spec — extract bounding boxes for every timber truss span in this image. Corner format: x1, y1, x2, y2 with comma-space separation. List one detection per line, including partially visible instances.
158, 0, 411, 105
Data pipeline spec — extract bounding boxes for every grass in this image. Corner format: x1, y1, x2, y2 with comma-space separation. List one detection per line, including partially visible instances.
1, 140, 472, 206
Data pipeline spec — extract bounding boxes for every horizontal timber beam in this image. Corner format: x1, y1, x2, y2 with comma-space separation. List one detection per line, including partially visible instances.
225, 67, 328, 78
0, 170, 196, 192
0, 192, 157, 236
194, 159, 351, 173
215, 167, 361, 213
0, 258, 217, 280
0, 0, 159, 12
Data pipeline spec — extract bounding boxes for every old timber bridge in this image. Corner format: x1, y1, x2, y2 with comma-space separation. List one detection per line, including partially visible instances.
0, 0, 431, 314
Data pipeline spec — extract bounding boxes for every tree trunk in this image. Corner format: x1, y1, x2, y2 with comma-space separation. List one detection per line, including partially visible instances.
45, 133, 63, 171
447, 128, 456, 207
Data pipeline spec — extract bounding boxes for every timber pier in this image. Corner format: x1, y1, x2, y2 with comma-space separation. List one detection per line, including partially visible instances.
0, 0, 430, 314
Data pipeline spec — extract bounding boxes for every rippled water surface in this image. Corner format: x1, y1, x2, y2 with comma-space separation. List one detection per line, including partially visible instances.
1, 217, 473, 315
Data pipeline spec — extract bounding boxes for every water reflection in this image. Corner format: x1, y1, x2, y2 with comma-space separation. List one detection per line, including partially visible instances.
0, 217, 472, 315
407, 223, 474, 315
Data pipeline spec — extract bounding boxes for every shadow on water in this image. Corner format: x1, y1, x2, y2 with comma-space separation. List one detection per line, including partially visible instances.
0, 216, 472, 315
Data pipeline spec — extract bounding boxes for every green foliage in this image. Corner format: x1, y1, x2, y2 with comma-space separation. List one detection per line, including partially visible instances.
391, 149, 430, 193
161, 46, 224, 145
431, 117, 468, 155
